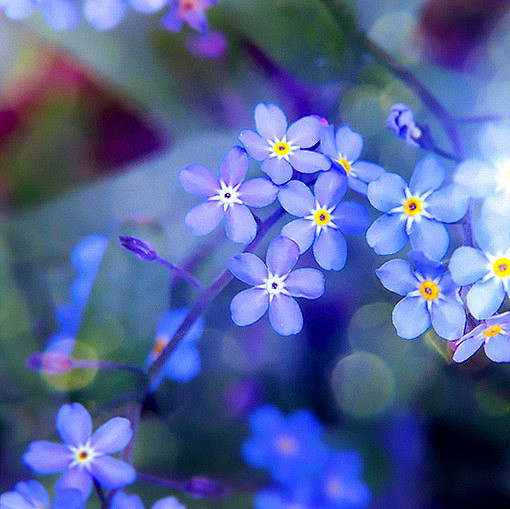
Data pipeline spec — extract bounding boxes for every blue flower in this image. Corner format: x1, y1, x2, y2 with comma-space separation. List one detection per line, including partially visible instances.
228, 236, 325, 336
386, 103, 422, 148
145, 308, 204, 390
449, 232, 510, 319
320, 125, 386, 194
243, 404, 328, 484
0, 481, 85, 509
453, 312, 510, 363
162, 0, 217, 33
366, 155, 469, 260
238, 103, 330, 185
179, 146, 279, 244
23, 403, 136, 499
111, 491, 186, 509
278, 170, 370, 271
376, 251, 466, 340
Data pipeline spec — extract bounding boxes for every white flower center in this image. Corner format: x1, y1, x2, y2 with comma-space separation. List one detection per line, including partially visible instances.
264, 275, 285, 295
210, 180, 243, 211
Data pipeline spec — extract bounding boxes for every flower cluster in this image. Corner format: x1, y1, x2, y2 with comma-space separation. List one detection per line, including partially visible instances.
243, 405, 371, 508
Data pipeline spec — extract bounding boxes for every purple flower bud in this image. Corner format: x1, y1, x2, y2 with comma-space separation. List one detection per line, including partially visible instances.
185, 476, 227, 499
119, 236, 157, 261
26, 352, 74, 374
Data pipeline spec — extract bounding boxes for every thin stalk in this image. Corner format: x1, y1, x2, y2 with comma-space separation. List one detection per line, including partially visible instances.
155, 255, 204, 291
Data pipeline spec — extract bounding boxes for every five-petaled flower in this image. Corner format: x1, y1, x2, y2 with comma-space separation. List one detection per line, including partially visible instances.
179, 145, 279, 244
376, 251, 465, 340
366, 154, 469, 261
162, 0, 217, 33
228, 236, 325, 336
238, 103, 330, 185
278, 169, 370, 271
23, 403, 136, 499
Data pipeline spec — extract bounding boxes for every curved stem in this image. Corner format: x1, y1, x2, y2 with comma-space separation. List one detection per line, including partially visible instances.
155, 255, 204, 291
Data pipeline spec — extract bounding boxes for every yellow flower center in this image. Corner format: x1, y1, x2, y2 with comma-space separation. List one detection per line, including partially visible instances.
338, 158, 351, 173
314, 209, 330, 226
419, 281, 439, 300
484, 325, 502, 338
404, 197, 422, 216
493, 257, 510, 277
151, 336, 168, 358
273, 141, 291, 156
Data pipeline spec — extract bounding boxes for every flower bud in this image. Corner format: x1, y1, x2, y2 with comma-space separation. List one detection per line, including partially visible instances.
184, 476, 227, 499
119, 236, 157, 261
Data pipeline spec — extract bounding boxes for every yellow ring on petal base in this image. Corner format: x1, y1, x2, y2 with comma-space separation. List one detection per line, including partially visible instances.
484, 325, 502, 338
404, 198, 422, 216
338, 158, 351, 173
273, 141, 291, 156
420, 281, 439, 300
493, 257, 510, 277
314, 209, 331, 226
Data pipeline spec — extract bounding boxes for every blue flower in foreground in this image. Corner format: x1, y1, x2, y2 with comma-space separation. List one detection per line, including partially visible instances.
449, 233, 510, 319
320, 125, 386, 194
453, 312, 510, 363
386, 103, 422, 148
162, 0, 217, 33
23, 403, 136, 499
366, 155, 469, 260
376, 251, 465, 340
0, 481, 85, 509
0, 0, 81, 30
238, 103, 330, 185
179, 146, 278, 244
278, 170, 370, 271
243, 404, 327, 484
228, 236, 325, 336
111, 491, 186, 509
145, 308, 204, 390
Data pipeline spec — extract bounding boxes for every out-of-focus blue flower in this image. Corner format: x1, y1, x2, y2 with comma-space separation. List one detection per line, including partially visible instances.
449, 231, 510, 319
162, 0, 217, 33
111, 491, 187, 509
185, 30, 227, 58
278, 170, 370, 271
320, 125, 386, 194
23, 403, 136, 499
0, 0, 81, 30
386, 103, 422, 148
366, 155, 469, 260
376, 251, 465, 340
243, 404, 328, 484
179, 146, 279, 244
228, 236, 325, 336
453, 312, 510, 363
238, 103, 330, 185
145, 308, 204, 390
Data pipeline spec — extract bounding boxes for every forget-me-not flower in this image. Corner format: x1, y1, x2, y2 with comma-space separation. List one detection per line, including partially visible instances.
453, 312, 510, 363
238, 103, 330, 185
366, 155, 469, 260
320, 124, 386, 194
0, 481, 85, 509
228, 236, 325, 336
376, 251, 465, 340
162, 0, 216, 33
23, 403, 136, 499
179, 146, 278, 244
278, 170, 370, 271
111, 491, 186, 509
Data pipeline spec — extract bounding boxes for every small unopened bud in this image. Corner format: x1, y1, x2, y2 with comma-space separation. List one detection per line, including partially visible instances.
185, 476, 227, 499
119, 236, 157, 261
26, 352, 73, 374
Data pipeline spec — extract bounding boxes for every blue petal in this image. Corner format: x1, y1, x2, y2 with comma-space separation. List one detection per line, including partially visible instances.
162, 344, 201, 382
128, 0, 166, 13
332, 201, 370, 234
409, 218, 449, 261
467, 277, 506, 319
184, 200, 224, 236
51, 489, 86, 509
366, 214, 408, 255
376, 259, 418, 296
350, 160, 385, 183
0, 492, 35, 509
261, 157, 293, 185
13, 481, 50, 508
71, 235, 108, 274
430, 299, 466, 340
281, 218, 316, 253
23, 441, 71, 474
335, 125, 363, 162
40, 0, 80, 30
90, 417, 132, 454
278, 180, 315, 217
219, 146, 248, 187
312, 228, 347, 271
254, 103, 287, 140
284, 268, 325, 299
230, 288, 269, 326
453, 159, 494, 198
266, 236, 299, 276
286, 115, 321, 147
56, 403, 92, 447
427, 185, 469, 223
449, 247, 490, 285
178, 163, 219, 198
1, 0, 35, 18
89, 456, 136, 490
288, 149, 330, 174
83, 0, 125, 30
409, 155, 445, 195
313, 169, 347, 208
366, 173, 407, 212
224, 204, 257, 244
238, 129, 271, 161
161, 6, 183, 31
319, 124, 337, 159
152, 496, 186, 509
269, 294, 303, 336
239, 178, 278, 207
408, 250, 445, 280
453, 331, 485, 363
55, 466, 93, 499
485, 334, 510, 362
228, 253, 267, 285
111, 492, 144, 509
392, 296, 430, 339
